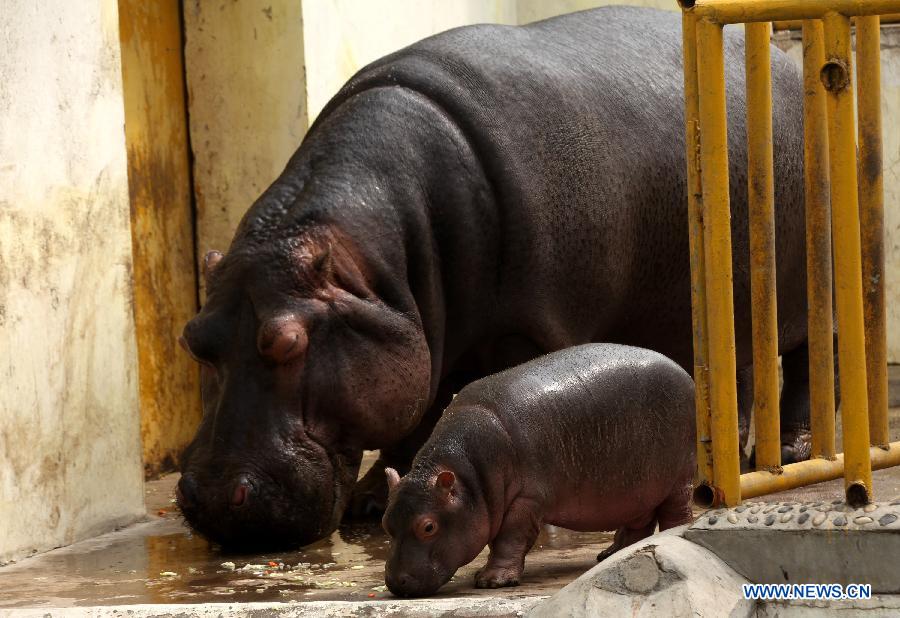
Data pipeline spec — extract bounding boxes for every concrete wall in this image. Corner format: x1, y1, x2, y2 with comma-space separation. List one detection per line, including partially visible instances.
0, 0, 145, 563
183, 0, 309, 294
776, 27, 900, 363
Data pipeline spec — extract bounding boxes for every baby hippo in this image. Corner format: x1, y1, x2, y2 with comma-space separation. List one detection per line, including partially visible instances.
382, 343, 695, 597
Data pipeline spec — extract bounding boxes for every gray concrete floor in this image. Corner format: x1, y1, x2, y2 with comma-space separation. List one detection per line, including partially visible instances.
2, 405, 900, 609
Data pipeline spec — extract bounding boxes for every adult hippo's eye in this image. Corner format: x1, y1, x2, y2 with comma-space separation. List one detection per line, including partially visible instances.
415, 517, 438, 540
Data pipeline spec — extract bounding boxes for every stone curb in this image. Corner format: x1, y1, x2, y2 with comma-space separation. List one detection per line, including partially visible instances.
0, 597, 545, 618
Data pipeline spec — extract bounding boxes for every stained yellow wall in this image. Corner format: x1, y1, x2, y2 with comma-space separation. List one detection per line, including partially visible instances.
0, 0, 144, 563
119, 0, 202, 477
183, 0, 309, 292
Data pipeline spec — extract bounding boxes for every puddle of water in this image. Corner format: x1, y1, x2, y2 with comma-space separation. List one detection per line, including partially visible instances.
0, 513, 614, 608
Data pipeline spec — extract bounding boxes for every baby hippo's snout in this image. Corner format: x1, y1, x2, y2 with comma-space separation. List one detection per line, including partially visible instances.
385, 555, 453, 598
385, 569, 433, 598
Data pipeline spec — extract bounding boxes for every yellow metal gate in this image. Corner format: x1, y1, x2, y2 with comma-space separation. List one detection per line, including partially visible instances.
680, 0, 900, 507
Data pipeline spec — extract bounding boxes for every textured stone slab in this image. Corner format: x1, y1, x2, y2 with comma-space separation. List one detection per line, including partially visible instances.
685, 501, 900, 593
691, 500, 900, 532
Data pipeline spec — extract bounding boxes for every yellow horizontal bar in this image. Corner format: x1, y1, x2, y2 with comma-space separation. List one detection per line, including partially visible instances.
679, 0, 900, 25
741, 442, 900, 499
774, 13, 900, 30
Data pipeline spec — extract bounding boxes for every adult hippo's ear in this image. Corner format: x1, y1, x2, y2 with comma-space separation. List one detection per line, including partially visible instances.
203, 250, 224, 285
296, 238, 373, 300
257, 315, 309, 365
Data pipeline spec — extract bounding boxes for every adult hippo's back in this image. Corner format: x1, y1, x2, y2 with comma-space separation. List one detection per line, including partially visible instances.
176, 6, 810, 548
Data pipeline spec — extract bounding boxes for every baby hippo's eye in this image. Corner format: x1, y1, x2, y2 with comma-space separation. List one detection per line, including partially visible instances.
415, 517, 439, 540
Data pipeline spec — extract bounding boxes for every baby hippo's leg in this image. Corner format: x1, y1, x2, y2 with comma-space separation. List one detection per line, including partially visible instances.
596, 479, 695, 562
656, 478, 694, 531
475, 499, 543, 589
596, 511, 657, 562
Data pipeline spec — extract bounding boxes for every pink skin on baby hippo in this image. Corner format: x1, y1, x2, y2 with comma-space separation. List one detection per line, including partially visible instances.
381, 344, 696, 597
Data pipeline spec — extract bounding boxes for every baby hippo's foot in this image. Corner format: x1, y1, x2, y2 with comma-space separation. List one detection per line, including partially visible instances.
475, 565, 522, 588
597, 516, 658, 562
596, 544, 620, 562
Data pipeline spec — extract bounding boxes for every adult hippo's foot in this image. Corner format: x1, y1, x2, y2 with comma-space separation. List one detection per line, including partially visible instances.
781, 425, 813, 464
346, 458, 396, 519
748, 425, 813, 468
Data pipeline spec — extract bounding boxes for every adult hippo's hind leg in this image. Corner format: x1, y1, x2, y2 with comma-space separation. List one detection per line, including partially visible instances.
779, 337, 841, 464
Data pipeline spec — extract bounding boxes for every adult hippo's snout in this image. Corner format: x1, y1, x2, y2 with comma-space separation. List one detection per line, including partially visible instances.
174, 234, 433, 548
176, 440, 356, 548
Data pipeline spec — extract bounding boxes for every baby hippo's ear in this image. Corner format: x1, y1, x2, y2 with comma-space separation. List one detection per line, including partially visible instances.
435, 469, 456, 495
385, 467, 401, 495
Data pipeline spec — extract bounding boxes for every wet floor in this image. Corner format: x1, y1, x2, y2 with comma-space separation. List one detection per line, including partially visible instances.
4, 406, 900, 609
0, 455, 616, 609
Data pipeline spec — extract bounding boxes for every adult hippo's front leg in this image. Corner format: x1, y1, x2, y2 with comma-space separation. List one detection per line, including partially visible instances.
345, 381, 458, 519
349, 339, 542, 519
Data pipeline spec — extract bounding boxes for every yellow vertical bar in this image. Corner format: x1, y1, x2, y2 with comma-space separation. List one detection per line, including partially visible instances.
822, 11, 872, 506
745, 21, 781, 470
683, 11, 714, 489
802, 20, 837, 461
856, 15, 888, 448
696, 19, 741, 507
119, 0, 203, 476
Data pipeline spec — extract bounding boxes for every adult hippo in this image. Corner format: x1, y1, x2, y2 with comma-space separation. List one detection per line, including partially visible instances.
176, 6, 812, 548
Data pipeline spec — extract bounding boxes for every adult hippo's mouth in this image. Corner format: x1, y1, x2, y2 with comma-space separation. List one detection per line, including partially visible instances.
176, 434, 360, 549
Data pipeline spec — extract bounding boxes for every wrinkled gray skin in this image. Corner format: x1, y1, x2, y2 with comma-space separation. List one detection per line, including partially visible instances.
177, 6, 817, 549
382, 344, 696, 597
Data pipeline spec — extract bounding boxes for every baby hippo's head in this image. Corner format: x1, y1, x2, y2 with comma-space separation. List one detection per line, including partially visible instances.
381, 466, 489, 597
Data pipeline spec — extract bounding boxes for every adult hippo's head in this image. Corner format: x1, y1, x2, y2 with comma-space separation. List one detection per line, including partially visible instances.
175, 228, 432, 549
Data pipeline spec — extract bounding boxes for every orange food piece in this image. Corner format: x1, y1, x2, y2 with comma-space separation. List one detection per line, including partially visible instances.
268, 561, 278, 567
368, 593, 376, 598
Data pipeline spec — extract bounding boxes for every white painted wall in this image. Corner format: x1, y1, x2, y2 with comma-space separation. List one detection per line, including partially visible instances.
0, 0, 144, 564
302, 0, 518, 123
516, 0, 675, 24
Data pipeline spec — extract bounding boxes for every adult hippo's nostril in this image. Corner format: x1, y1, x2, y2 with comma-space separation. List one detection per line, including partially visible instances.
230, 476, 252, 509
